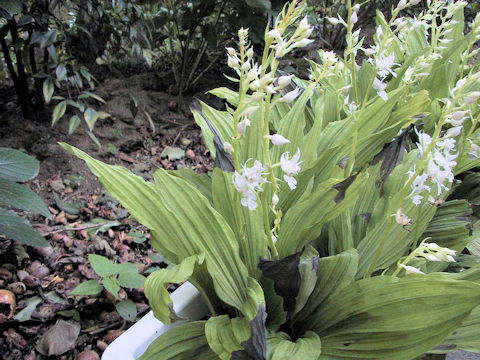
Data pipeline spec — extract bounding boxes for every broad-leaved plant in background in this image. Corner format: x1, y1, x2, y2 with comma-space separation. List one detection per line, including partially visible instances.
61, 0, 480, 358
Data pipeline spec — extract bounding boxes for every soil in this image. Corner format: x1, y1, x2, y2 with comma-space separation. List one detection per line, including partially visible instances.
0, 66, 224, 359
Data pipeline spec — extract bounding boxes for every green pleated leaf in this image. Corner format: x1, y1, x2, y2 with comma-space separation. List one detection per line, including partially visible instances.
60, 143, 248, 313
0, 179, 51, 218
293, 246, 319, 317
267, 331, 321, 360
277, 174, 366, 257
295, 249, 358, 328
441, 305, 480, 353
212, 168, 268, 278
139, 321, 217, 360
0, 208, 49, 247
0, 148, 39, 182
206, 315, 251, 359
166, 169, 213, 204
422, 200, 472, 251
309, 275, 480, 360
145, 254, 204, 324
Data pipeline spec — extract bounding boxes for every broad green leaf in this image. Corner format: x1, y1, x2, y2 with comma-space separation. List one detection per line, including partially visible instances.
139, 321, 217, 360
88, 254, 119, 278
0, 179, 51, 218
205, 315, 251, 359
267, 331, 321, 360
295, 249, 358, 328
277, 174, 366, 257
117, 272, 146, 288
166, 169, 212, 204
0, 208, 49, 247
153, 169, 250, 311
59, 143, 220, 311
294, 246, 319, 317
208, 87, 240, 107
422, 200, 472, 272
103, 277, 120, 298
0, 148, 39, 181
145, 254, 203, 324
310, 275, 480, 360
115, 299, 137, 322
52, 100, 67, 125
441, 305, 480, 353
212, 168, 267, 277
43, 78, 54, 104
70, 280, 103, 296
68, 115, 81, 135
84, 108, 99, 131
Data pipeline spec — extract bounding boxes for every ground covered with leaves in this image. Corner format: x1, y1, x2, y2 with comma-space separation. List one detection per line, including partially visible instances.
0, 69, 216, 359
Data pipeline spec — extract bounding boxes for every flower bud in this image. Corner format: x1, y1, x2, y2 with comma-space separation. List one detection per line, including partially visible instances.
265, 85, 276, 94
400, 264, 425, 274
246, 47, 254, 58
266, 29, 282, 42
270, 134, 291, 146
246, 68, 258, 82
272, 194, 279, 206
397, 0, 407, 10
259, 73, 274, 88
250, 80, 260, 91
409, 0, 421, 5
446, 126, 462, 138
327, 17, 340, 25
294, 38, 314, 48
227, 56, 240, 69
242, 61, 251, 72
451, 110, 467, 121
350, 12, 358, 24
363, 48, 376, 56
251, 92, 265, 102
237, 118, 251, 134
465, 91, 480, 104
353, 4, 360, 11
226, 47, 236, 56
282, 88, 302, 103
241, 106, 260, 117
278, 75, 292, 89
223, 141, 234, 154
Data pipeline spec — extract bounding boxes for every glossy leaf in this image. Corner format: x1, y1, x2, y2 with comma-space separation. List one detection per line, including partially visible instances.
0, 148, 39, 182
0, 208, 49, 247
0, 179, 51, 218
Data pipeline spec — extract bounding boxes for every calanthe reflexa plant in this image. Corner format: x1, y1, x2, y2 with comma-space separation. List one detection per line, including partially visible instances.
61, 0, 480, 358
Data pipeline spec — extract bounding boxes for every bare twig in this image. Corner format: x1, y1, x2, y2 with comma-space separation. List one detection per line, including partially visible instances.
42, 223, 109, 237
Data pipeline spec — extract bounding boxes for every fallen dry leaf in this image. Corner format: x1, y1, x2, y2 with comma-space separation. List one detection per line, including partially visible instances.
36, 319, 81, 356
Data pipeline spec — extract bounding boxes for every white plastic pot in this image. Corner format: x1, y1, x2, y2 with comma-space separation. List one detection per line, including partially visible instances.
101, 282, 209, 360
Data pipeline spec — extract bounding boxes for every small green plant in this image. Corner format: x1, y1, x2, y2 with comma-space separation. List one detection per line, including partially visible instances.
70, 254, 146, 322
0, 148, 50, 247
63, 0, 480, 358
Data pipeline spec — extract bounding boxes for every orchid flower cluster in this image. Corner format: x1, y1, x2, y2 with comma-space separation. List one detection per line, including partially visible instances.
397, 241, 457, 275
227, 1, 311, 211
